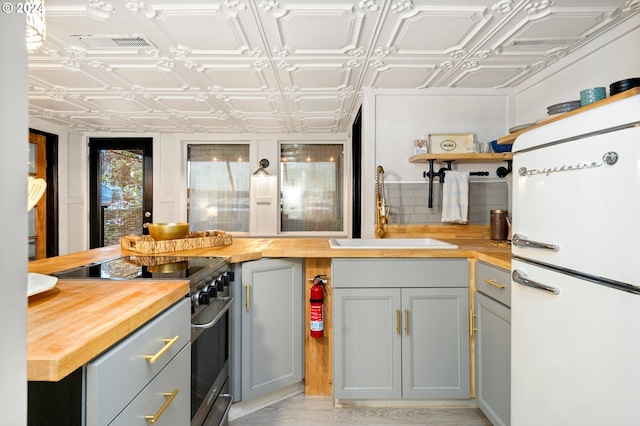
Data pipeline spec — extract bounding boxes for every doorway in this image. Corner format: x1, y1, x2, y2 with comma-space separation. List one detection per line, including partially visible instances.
28, 132, 47, 260
28, 129, 58, 260
88, 138, 153, 249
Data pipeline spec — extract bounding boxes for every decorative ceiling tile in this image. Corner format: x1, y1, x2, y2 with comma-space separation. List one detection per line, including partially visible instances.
364, 62, 439, 88
29, 68, 107, 89
155, 98, 216, 112
29, 98, 89, 112
450, 65, 525, 88
226, 97, 281, 113
27, 0, 640, 134
295, 97, 345, 113
201, 67, 272, 91
84, 97, 151, 112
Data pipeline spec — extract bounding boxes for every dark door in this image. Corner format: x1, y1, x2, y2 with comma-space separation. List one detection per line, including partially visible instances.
89, 138, 153, 248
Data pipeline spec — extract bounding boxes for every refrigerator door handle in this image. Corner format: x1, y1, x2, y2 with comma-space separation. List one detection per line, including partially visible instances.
512, 234, 559, 251
512, 269, 560, 295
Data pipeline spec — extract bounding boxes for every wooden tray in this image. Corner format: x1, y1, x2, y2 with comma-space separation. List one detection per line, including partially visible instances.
120, 231, 232, 254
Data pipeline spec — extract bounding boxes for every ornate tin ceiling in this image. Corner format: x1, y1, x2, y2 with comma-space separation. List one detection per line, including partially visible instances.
27, 0, 639, 133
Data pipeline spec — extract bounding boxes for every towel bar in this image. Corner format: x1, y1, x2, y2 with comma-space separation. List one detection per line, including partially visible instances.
421, 159, 509, 208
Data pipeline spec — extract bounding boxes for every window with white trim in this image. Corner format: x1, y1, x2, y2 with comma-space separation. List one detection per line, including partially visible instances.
187, 144, 250, 232
280, 143, 344, 233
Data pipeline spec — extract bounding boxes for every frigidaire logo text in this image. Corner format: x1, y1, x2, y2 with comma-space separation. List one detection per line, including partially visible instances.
518, 152, 619, 177
518, 162, 602, 177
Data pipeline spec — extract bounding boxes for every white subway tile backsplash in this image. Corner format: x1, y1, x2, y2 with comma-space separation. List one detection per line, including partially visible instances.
384, 181, 508, 225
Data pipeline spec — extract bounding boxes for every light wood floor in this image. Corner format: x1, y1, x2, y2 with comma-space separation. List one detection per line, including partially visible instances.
229, 394, 492, 425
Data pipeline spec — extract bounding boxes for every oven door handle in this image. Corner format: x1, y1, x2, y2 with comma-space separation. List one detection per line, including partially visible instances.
218, 394, 233, 422
191, 297, 233, 329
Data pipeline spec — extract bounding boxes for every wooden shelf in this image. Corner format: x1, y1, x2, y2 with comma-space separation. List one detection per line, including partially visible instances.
497, 87, 640, 145
409, 152, 512, 163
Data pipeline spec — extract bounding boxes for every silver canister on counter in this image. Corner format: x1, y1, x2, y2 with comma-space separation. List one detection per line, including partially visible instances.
490, 209, 508, 240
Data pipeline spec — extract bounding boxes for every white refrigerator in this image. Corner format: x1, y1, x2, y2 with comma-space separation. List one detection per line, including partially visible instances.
511, 94, 640, 426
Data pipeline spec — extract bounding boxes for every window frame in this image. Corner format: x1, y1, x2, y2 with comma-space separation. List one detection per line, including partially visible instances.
277, 139, 350, 237
184, 140, 254, 237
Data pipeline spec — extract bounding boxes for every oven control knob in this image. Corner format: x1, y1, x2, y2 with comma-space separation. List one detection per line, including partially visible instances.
222, 273, 230, 286
215, 277, 224, 292
196, 290, 210, 306
207, 285, 217, 298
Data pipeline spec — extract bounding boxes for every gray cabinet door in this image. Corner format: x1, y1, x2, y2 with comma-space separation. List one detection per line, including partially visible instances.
402, 288, 470, 399
334, 287, 470, 400
109, 343, 191, 426
241, 258, 303, 401
475, 291, 511, 426
333, 288, 402, 399
86, 298, 190, 426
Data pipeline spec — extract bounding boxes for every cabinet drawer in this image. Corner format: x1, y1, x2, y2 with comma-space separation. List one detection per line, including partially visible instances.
110, 343, 191, 426
333, 258, 468, 288
475, 262, 511, 307
86, 298, 190, 426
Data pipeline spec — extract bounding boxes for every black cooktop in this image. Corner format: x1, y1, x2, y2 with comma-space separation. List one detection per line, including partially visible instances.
53, 256, 225, 280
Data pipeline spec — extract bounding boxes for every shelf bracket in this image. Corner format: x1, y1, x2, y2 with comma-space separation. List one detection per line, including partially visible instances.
496, 160, 512, 178
422, 160, 453, 208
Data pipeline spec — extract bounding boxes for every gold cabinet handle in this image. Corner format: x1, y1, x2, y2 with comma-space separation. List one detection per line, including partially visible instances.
145, 336, 179, 364
484, 278, 505, 289
395, 309, 401, 335
404, 309, 409, 335
245, 284, 250, 311
144, 388, 179, 424
469, 309, 477, 337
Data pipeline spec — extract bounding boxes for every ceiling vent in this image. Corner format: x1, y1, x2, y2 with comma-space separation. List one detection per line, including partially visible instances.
71, 35, 156, 49
509, 37, 583, 47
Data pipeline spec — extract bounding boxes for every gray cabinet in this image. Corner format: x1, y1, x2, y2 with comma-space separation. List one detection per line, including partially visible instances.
474, 261, 511, 426
241, 258, 304, 401
86, 298, 191, 426
110, 344, 190, 426
333, 258, 470, 400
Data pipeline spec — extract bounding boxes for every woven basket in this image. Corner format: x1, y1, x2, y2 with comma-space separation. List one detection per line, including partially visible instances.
120, 231, 232, 254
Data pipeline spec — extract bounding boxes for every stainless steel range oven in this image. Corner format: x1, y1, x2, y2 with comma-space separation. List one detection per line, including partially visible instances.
53, 255, 234, 426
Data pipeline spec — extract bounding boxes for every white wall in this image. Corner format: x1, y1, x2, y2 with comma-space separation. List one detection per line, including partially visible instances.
52, 130, 348, 250
515, 14, 640, 124
361, 87, 515, 238
0, 14, 28, 426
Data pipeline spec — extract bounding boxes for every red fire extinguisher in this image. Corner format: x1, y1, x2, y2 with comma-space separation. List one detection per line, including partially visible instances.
310, 275, 327, 338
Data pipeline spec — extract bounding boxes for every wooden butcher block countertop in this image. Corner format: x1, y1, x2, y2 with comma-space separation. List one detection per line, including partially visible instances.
27, 279, 188, 381
28, 232, 509, 382
162, 237, 511, 270
28, 236, 511, 276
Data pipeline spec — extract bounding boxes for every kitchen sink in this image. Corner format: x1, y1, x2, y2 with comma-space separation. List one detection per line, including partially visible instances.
328, 238, 458, 249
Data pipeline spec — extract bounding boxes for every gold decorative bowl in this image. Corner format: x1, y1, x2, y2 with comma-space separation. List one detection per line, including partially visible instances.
147, 222, 190, 241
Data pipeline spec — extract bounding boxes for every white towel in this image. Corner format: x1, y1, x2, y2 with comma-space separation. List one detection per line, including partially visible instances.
441, 170, 469, 224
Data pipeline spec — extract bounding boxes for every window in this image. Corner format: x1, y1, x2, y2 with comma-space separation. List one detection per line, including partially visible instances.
280, 143, 344, 232
187, 144, 250, 232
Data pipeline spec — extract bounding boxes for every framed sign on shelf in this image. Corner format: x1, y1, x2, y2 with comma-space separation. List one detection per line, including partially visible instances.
428, 133, 474, 154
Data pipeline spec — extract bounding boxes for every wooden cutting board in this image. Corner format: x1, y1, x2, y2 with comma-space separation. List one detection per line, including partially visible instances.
28, 279, 188, 381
